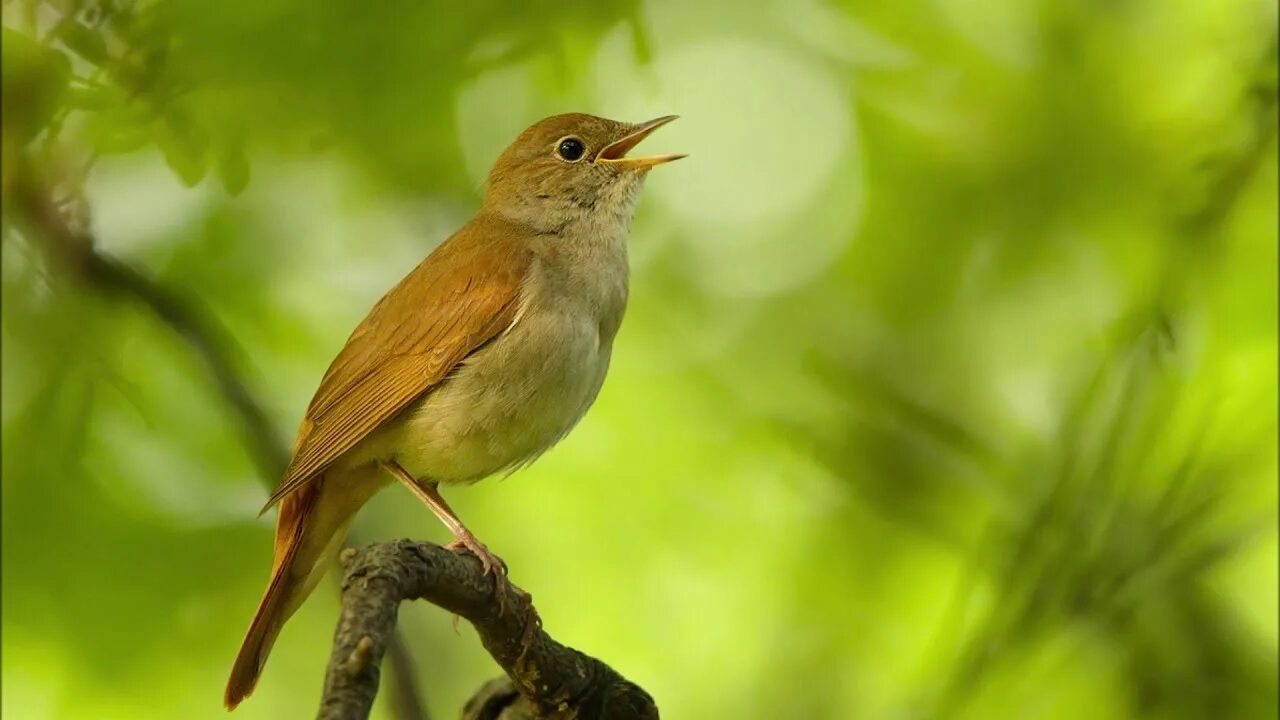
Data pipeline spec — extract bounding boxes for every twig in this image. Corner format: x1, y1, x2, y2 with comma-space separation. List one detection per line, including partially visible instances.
319, 540, 658, 720
10, 158, 288, 477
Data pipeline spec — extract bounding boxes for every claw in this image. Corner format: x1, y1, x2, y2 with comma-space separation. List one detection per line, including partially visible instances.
443, 537, 507, 577
445, 537, 509, 614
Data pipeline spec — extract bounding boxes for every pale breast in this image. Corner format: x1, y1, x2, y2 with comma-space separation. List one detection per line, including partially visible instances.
380, 250, 625, 484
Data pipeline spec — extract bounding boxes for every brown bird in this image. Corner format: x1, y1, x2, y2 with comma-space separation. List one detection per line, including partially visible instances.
224, 113, 683, 708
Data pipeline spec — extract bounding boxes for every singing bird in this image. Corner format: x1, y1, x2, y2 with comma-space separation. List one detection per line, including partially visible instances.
224, 113, 683, 708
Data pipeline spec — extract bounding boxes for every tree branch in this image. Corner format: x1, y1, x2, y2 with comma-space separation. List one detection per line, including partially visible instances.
10, 157, 290, 478
9, 156, 433, 719
319, 540, 658, 720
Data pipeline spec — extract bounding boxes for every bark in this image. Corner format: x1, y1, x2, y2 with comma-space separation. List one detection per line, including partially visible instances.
317, 540, 658, 720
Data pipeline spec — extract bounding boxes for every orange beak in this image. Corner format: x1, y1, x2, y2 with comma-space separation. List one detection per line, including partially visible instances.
596, 115, 686, 169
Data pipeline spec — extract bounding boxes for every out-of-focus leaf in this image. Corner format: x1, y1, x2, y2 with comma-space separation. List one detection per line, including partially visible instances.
79, 81, 158, 155
91, 125, 152, 155
154, 108, 209, 186
84, 99, 156, 155
65, 84, 115, 112
216, 139, 251, 196
54, 17, 111, 66
1, 28, 72, 146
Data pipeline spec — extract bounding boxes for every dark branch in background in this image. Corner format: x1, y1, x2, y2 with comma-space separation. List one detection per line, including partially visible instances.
319, 540, 658, 720
9, 158, 431, 720
11, 158, 289, 480
382, 630, 430, 720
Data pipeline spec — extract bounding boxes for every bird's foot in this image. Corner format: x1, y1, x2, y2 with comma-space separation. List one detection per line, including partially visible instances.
444, 535, 508, 578
446, 534, 515, 616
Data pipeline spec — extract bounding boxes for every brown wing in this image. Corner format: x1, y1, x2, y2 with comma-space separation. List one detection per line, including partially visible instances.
260, 215, 532, 512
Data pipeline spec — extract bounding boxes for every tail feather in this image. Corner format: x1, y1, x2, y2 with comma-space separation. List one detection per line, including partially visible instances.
224, 563, 293, 708
225, 482, 319, 710
225, 467, 382, 710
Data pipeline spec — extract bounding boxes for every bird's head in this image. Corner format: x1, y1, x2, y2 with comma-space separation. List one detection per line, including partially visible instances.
484, 113, 683, 231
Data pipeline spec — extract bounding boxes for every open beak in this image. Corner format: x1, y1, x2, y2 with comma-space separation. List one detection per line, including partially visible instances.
595, 115, 686, 170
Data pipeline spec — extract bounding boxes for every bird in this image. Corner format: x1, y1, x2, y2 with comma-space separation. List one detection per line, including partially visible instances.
224, 113, 683, 709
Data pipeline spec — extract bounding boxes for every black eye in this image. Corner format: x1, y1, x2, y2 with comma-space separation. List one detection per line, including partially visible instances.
556, 137, 586, 162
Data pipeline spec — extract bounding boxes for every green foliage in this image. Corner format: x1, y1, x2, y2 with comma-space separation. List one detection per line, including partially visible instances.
2, 0, 1275, 718
2, 27, 70, 146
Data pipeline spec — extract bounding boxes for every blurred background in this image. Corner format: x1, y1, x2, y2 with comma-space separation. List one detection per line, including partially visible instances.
2, 0, 1277, 718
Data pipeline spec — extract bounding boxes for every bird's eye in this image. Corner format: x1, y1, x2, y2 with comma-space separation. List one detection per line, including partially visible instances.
556, 137, 586, 162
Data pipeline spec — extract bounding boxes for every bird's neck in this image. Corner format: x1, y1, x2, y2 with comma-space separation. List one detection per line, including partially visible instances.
499, 206, 632, 342
484, 175, 647, 237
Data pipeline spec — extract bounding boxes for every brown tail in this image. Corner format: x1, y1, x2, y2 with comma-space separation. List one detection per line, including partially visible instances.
225, 466, 383, 709
225, 481, 339, 709
224, 551, 297, 708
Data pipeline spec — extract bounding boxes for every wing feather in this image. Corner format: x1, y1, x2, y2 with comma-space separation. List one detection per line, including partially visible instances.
260, 215, 532, 512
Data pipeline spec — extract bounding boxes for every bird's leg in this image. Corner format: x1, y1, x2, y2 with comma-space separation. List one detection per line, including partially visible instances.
380, 461, 508, 578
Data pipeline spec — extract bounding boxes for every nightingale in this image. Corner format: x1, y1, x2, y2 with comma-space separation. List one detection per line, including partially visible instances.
224, 113, 683, 709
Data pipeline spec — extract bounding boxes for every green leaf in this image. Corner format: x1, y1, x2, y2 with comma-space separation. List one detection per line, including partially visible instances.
216, 139, 251, 196
155, 108, 209, 187
83, 93, 159, 155
1, 28, 72, 145
55, 18, 111, 66
66, 84, 116, 112
89, 123, 152, 155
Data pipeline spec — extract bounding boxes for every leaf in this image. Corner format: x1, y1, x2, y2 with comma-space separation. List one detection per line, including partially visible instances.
83, 94, 159, 155
216, 139, 251, 196
66, 84, 116, 111
55, 18, 110, 66
155, 107, 209, 187
89, 123, 152, 155
0, 28, 72, 145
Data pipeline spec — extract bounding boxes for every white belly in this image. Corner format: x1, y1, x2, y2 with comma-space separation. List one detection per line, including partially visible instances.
383, 301, 613, 484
